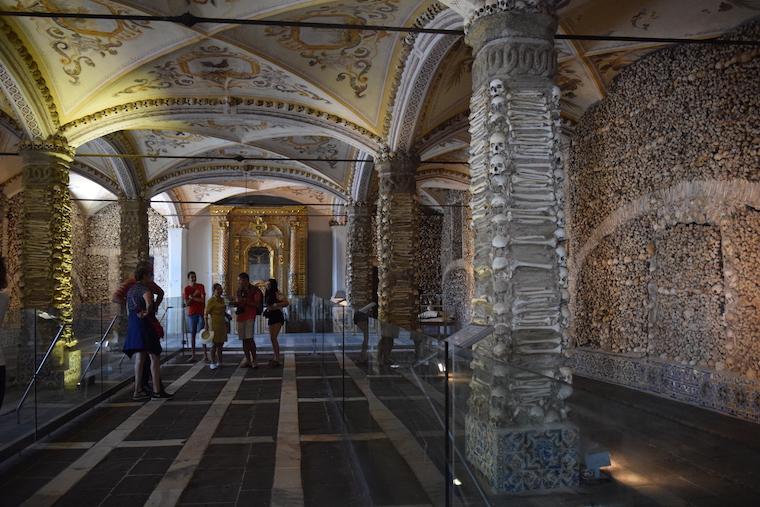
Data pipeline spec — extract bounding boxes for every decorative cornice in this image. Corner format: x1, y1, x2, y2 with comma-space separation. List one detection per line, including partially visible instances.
60, 97, 383, 151
0, 19, 59, 129
19, 134, 75, 160
148, 163, 348, 200
416, 166, 470, 184
465, 0, 570, 29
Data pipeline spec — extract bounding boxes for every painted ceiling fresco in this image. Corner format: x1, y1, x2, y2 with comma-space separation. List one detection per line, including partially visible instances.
0, 0, 758, 218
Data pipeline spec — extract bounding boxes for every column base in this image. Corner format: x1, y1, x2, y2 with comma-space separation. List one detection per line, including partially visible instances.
465, 415, 580, 494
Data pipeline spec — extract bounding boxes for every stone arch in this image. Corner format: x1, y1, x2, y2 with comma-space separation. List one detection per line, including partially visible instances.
387, 9, 464, 152
58, 98, 383, 154
0, 19, 59, 139
148, 164, 349, 202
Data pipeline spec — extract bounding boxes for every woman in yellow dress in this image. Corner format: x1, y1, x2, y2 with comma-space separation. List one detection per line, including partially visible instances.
205, 283, 228, 369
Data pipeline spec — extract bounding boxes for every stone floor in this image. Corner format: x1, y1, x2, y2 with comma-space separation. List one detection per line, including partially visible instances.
0, 349, 759, 507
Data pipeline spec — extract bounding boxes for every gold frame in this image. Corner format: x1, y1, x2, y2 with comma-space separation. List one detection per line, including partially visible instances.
210, 205, 308, 295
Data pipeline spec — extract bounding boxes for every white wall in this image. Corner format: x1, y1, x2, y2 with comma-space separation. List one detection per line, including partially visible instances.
308, 215, 333, 298
186, 216, 212, 294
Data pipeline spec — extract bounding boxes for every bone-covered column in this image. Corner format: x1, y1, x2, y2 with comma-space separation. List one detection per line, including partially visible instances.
19, 135, 75, 343
376, 151, 418, 329
119, 197, 150, 281
219, 219, 229, 289
346, 201, 373, 309
463, 0, 578, 493
288, 220, 299, 296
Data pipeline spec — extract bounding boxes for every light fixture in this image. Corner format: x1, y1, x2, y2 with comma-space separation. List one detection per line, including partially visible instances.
452, 478, 462, 486
437, 362, 445, 373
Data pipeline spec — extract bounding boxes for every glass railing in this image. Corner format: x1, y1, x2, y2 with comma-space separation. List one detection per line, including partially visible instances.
0, 301, 185, 459
314, 297, 623, 506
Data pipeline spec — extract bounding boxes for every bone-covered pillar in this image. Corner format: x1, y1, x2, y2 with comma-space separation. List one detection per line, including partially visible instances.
288, 220, 299, 296
376, 151, 418, 329
346, 201, 373, 309
441, 190, 474, 324
19, 135, 75, 343
119, 197, 150, 281
219, 219, 229, 289
463, 0, 577, 493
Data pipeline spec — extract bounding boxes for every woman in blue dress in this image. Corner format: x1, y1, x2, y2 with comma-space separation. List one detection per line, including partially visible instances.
123, 261, 171, 400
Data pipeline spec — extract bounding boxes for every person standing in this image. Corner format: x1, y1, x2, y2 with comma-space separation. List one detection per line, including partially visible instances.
264, 278, 288, 368
184, 271, 207, 362
0, 257, 9, 409
123, 261, 171, 400
113, 263, 165, 396
234, 273, 262, 368
205, 283, 228, 369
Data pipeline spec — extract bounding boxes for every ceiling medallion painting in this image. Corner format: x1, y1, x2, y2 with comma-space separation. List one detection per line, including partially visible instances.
282, 136, 339, 168
18, 0, 151, 84
264, 0, 399, 98
143, 130, 204, 155
114, 45, 329, 103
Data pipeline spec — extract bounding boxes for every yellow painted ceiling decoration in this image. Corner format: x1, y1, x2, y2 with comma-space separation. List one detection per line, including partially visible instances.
0, 0, 758, 219
263, 0, 399, 98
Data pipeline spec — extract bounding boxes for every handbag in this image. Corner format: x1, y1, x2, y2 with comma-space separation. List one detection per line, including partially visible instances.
149, 314, 164, 339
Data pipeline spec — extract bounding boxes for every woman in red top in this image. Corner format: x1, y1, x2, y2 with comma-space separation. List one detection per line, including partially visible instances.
184, 271, 207, 362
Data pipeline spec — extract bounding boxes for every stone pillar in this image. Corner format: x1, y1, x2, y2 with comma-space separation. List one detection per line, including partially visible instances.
285, 219, 308, 296
346, 201, 373, 309
376, 150, 418, 329
463, 0, 578, 493
218, 219, 229, 289
119, 197, 150, 281
19, 135, 75, 343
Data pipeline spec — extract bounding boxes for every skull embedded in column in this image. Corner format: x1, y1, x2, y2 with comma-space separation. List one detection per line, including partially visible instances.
490, 132, 506, 156
489, 78, 505, 97
490, 154, 507, 175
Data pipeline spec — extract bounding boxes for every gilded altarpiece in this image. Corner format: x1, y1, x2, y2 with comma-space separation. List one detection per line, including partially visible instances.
210, 206, 307, 295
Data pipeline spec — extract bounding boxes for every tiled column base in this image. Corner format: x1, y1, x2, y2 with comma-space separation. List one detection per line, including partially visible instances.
465, 415, 579, 493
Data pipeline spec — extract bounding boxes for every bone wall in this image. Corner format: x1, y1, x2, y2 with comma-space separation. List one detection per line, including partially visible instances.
416, 205, 443, 300
568, 20, 760, 420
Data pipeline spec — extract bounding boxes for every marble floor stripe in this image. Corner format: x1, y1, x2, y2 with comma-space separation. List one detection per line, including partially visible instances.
144, 366, 247, 507
337, 353, 444, 507
271, 353, 304, 507
242, 377, 283, 382
189, 378, 229, 382
20, 360, 206, 507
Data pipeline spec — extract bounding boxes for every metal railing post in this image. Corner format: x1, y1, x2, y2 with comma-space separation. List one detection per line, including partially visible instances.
17, 322, 67, 424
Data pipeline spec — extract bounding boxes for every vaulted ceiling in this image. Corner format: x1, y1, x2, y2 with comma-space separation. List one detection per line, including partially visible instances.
0, 0, 757, 219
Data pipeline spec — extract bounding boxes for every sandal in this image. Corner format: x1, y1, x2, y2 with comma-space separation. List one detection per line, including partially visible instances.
151, 390, 174, 399
268, 359, 282, 368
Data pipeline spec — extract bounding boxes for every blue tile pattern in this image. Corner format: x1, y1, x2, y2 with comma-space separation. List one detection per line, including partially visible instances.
465, 416, 579, 493
568, 348, 760, 423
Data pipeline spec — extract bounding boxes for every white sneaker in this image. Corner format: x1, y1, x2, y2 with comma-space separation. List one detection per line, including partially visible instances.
209, 363, 219, 370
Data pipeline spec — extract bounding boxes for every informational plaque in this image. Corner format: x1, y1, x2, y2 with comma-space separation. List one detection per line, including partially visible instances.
445, 324, 494, 348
